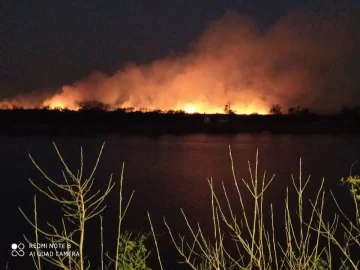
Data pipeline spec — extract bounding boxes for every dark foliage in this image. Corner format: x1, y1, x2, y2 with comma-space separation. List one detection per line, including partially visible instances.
224, 102, 235, 114
77, 100, 110, 111
0, 106, 357, 136
270, 104, 282, 115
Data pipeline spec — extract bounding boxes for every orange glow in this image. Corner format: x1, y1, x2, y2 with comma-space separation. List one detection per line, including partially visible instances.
184, 104, 197, 114
0, 84, 268, 114
43, 94, 79, 111
1, 10, 359, 114
49, 101, 66, 109
179, 102, 268, 115
41, 96, 270, 114
234, 104, 268, 115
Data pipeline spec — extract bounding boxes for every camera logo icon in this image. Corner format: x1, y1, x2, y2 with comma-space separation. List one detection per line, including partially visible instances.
11, 243, 25, 257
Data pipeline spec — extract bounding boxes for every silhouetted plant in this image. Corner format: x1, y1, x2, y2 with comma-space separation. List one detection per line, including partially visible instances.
288, 107, 296, 115
137, 107, 150, 113
299, 108, 311, 116
224, 101, 235, 114
60, 106, 70, 112
288, 106, 315, 117
114, 108, 126, 113
40, 105, 50, 110
270, 104, 282, 115
151, 109, 162, 114
174, 110, 185, 114
77, 100, 110, 111
12, 105, 24, 110
125, 107, 135, 113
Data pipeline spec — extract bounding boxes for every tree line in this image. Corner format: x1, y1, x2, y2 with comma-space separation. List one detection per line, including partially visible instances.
0, 99, 360, 116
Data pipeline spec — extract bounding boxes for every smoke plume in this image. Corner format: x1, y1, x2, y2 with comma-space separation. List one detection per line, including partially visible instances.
3, 7, 360, 114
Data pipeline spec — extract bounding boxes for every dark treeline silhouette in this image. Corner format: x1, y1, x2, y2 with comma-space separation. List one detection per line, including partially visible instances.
0, 101, 359, 136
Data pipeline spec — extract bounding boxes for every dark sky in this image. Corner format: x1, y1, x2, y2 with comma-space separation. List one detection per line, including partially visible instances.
1, 0, 360, 113
0, 0, 343, 91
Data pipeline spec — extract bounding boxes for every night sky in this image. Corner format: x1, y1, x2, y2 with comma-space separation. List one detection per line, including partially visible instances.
1, 1, 360, 113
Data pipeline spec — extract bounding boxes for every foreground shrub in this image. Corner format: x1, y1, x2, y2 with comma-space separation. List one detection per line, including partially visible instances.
13, 143, 360, 269
116, 232, 151, 270
161, 148, 360, 269
18, 143, 150, 270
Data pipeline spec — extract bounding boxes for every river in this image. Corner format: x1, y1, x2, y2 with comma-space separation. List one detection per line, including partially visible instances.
2, 134, 359, 269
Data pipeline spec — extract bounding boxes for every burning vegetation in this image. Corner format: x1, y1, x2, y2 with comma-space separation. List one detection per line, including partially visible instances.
1, 8, 360, 115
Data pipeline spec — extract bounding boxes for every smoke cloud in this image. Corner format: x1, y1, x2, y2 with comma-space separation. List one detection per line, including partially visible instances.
3, 7, 360, 114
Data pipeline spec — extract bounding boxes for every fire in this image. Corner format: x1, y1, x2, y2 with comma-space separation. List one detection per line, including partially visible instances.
184, 104, 198, 114
180, 102, 221, 114
1, 10, 359, 114
41, 90, 271, 114
180, 102, 268, 115
49, 101, 66, 109
234, 105, 268, 115
43, 95, 79, 111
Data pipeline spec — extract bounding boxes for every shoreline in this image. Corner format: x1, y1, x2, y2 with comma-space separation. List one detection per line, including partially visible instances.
1, 109, 360, 136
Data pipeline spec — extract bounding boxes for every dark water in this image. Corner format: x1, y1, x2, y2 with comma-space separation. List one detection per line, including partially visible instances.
1, 134, 360, 269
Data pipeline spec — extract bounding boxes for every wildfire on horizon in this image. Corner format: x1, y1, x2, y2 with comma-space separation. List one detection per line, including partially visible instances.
1, 9, 359, 114
43, 98, 268, 115
0, 94, 269, 114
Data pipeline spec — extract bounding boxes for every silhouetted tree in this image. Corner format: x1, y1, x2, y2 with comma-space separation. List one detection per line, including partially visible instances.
125, 107, 135, 113
224, 102, 235, 114
151, 109, 162, 114
288, 107, 296, 115
12, 105, 24, 110
175, 110, 185, 114
299, 108, 311, 116
114, 108, 126, 113
288, 106, 315, 116
138, 107, 149, 113
270, 104, 282, 115
77, 100, 110, 111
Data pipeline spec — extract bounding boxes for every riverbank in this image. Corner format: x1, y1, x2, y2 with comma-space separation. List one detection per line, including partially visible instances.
1, 109, 360, 135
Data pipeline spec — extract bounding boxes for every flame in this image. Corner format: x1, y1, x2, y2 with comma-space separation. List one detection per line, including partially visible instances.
180, 102, 268, 114
49, 101, 66, 109
1, 9, 359, 114
43, 95, 79, 110
184, 104, 197, 114
42, 91, 270, 114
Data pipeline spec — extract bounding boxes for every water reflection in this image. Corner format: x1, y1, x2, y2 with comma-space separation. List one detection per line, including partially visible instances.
1, 134, 359, 269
